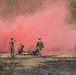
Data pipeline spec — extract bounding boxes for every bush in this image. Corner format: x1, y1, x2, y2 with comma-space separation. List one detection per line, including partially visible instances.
69, 0, 76, 23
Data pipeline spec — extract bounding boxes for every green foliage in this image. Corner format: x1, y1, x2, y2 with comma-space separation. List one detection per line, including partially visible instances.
69, 0, 76, 23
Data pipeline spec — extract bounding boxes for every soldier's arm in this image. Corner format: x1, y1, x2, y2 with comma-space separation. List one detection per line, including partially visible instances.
42, 42, 44, 48
36, 42, 38, 48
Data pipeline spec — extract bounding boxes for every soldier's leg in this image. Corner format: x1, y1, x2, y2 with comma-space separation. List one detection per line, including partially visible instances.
10, 51, 12, 57
12, 48, 15, 58
12, 51, 14, 58
35, 48, 39, 55
39, 50, 42, 56
37, 47, 41, 56
10, 48, 12, 57
11, 50, 13, 58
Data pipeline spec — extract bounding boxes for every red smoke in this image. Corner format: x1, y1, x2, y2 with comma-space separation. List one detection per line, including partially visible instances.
0, 0, 75, 54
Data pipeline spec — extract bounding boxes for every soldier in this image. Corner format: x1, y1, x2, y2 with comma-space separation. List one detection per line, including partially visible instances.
26, 48, 38, 55
18, 43, 22, 54
18, 43, 25, 54
9, 37, 15, 58
36, 37, 44, 56
26, 49, 33, 55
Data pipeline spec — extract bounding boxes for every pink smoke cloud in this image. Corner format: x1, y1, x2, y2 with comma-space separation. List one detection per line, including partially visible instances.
0, 0, 76, 54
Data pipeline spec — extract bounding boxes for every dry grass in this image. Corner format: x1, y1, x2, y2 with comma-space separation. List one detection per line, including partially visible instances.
0, 53, 76, 75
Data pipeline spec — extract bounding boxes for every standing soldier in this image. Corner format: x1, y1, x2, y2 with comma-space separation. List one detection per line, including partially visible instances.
9, 37, 15, 58
36, 37, 44, 56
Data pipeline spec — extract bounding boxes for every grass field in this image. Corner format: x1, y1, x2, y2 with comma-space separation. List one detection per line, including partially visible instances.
0, 53, 76, 75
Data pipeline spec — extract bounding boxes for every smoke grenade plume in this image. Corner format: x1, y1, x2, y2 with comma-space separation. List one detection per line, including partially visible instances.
0, 0, 75, 54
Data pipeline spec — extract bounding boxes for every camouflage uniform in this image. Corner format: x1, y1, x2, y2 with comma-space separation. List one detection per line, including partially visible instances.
18, 43, 24, 54
9, 38, 15, 58
26, 48, 39, 55
36, 38, 44, 56
26, 49, 33, 55
18, 43, 22, 54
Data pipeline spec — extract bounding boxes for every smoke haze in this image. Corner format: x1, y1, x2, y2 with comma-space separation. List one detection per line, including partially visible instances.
0, 0, 76, 54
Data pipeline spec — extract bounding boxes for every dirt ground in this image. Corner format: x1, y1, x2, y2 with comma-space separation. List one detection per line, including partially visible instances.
0, 53, 76, 75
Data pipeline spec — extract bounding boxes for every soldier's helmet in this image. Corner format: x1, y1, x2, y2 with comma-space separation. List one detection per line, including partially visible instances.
19, 43, 22, 45
38, 37, 41, 40
10, 37, 13, 40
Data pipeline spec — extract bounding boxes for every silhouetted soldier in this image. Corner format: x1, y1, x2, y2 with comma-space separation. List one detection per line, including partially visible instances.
9, 37, 15, 58
18, 43, 22, 54
18, 43, 25, 54
36, 37, 44, 56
